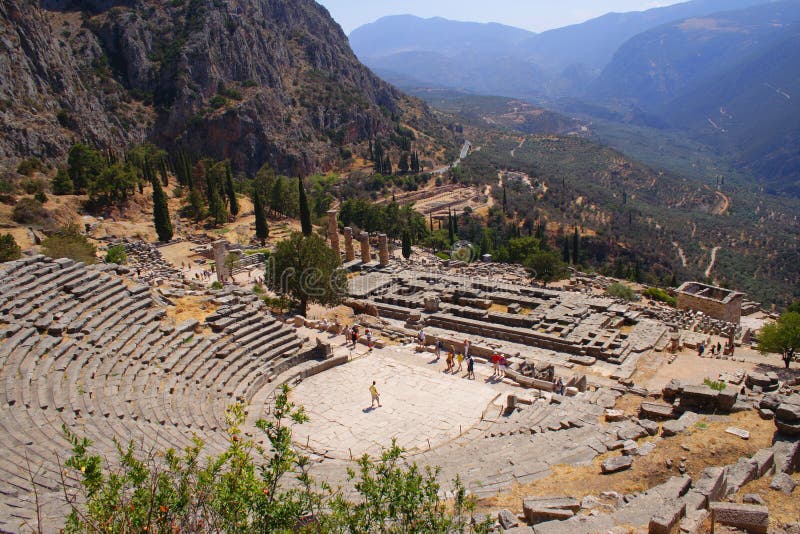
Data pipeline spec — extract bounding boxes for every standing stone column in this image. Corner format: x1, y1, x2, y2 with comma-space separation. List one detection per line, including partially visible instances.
212, 239, 228, 283
327, 210, 340, 255
344, 227, 355, 262
359, 232, 371, 263
378, 234, 389, 266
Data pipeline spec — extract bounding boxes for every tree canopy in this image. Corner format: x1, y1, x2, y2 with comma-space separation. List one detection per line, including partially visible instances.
266, 232, 346, 316
758, 312, 800, 368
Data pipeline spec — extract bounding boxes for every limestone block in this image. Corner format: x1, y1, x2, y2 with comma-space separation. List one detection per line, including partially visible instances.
601, 455, 633, 474
710, 502, 769, 534
640, 402, 676, 420
725, 457, 758, 497
497, 509, 519, 529
769, 472, 796, 494
648, 499, 686, 534
751, 449, 774, 477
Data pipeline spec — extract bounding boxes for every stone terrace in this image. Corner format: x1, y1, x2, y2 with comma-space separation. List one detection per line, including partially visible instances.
0, 255, 306, 531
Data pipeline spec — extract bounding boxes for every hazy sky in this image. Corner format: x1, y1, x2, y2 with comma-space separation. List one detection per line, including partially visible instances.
317, 0, 679, 34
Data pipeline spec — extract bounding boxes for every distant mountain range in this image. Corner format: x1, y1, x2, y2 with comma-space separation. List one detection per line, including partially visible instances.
350, 0, 800, 195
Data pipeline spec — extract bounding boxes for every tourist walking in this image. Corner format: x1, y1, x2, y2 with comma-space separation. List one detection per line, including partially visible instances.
456, 351, 464, 372
369, 381, 382, 407
464, 339, 470, 358
436, 339, 443, 360
446, 349, 454, 373
491, 352, 500, 376
498, 354, 507, 378
418, 329, 426, 347
466, 355, 475, 380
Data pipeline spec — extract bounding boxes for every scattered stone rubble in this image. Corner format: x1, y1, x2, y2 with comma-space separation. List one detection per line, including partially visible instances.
481, 439, 800, 533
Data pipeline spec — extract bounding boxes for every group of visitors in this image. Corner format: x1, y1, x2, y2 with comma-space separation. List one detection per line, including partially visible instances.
346, 325, 373, 350
698, 340, 732, 357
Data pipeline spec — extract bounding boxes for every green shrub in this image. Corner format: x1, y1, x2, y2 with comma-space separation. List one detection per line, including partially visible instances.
61, 387, 488, 532
105, 245, 127, 265
16, 157, 45, 177
209, 95, 227, 109
644, 287, 677, 307
703, 378, 726, 391
12, 197, 48, 225
42, 224, 96, 264
0, 233, 21, 262
606, 282, 639, 301
210, 280, 223, 290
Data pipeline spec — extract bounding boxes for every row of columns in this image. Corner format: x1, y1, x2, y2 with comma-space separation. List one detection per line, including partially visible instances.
328, 210, 389, 267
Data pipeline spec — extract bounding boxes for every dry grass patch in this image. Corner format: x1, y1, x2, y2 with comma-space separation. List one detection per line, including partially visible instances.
167, 296, 217, 333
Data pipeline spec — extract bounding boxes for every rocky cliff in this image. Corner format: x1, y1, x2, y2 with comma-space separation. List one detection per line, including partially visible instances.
0, 0, 443, 176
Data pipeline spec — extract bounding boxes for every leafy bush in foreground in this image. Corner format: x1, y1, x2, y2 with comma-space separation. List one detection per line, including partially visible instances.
61, 385, 488, 533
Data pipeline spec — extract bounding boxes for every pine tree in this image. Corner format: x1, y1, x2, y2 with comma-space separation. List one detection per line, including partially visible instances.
402, 228, 412, 259
52, 167, 74, 195
299, 178, 312, 236
224, 164, 239, 217
253, 191, 268, 245
151, 177, 173, 242
572, 227, 579, 265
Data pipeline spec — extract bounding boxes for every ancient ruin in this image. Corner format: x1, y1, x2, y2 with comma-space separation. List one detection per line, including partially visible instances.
0, 249, 797, 532
676, 282, 744, 324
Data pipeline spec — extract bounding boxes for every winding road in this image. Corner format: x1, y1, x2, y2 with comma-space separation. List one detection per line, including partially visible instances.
432, 140, 471, 175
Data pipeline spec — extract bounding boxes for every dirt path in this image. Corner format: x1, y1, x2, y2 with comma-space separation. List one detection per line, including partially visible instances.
711, 190, 731, 215
672, 242, 688, 268
510, 137, 525, 158
705, 246, 721, 278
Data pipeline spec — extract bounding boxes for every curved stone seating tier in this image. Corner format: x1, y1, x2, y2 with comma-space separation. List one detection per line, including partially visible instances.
0, 256, 303, 531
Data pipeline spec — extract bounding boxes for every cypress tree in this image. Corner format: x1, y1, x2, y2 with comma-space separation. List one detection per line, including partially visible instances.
210, 189, 227, 226
402, 228, 412, 259
670, 272, 678, 287
447, 210, 455, 244
562, 235, 570, 264
502, 186, 507, 215
572, 227, 579, 265
225, 164, 239, 217
254, 191, 268, 245
299, 178, 312, 236
151, 176, 173, 242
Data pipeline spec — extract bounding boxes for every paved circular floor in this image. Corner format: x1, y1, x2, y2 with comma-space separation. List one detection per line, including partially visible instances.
290, 349, 499, 459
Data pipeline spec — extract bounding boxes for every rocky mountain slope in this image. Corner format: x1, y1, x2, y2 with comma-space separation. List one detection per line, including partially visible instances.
0, 0, 451, 177
593, 1, 800, 195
